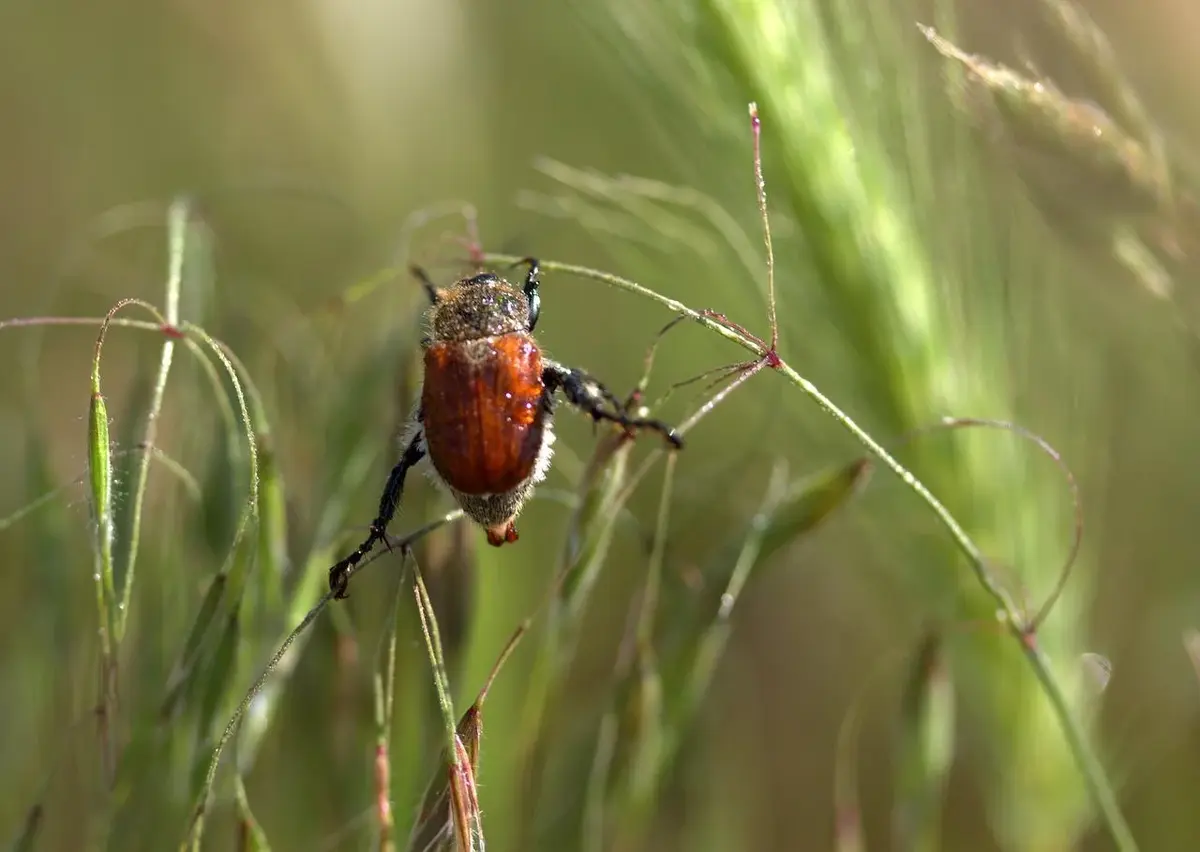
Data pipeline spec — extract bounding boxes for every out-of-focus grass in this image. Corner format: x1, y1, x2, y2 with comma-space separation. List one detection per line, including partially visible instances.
4, 1, 1200, 851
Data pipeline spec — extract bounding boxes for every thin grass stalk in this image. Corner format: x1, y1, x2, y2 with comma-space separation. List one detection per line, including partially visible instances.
374, 570, 408, 852
115, 198, 189, 642
413, 564, 485, 851
618, 452, 678, 835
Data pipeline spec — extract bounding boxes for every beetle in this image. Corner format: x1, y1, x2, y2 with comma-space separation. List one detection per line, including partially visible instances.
327, 257, 683, 598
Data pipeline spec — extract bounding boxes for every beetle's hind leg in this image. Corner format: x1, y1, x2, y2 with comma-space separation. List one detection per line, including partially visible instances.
542, 360, 683, 448
328, 423, 427, 599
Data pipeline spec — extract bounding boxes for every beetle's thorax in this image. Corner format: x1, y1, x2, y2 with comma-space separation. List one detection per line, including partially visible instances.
430, 274, 531, 342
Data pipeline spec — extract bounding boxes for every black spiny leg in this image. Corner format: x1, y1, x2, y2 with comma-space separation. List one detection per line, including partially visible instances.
328, 431, 426, 599
542, 360, 684, 448
410, 265, 441, 304
509, 257, 541, 331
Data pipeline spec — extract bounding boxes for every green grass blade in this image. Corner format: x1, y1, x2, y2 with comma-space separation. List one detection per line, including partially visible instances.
88, 297, 169, 789
833, 685, 866, 852
893, 631, 955, 852
233, 773, 272, 852
115, 198, 192, 643
411, 564, 486, 851
8, 804, 43, 852
161, 574, 228, 721
190, 613, 241, 788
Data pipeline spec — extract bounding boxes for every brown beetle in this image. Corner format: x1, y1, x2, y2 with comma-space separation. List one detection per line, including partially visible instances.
328, 258, 683, 598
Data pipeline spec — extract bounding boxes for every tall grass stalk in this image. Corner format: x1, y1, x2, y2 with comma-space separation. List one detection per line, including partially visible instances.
561, 0, 1125, 847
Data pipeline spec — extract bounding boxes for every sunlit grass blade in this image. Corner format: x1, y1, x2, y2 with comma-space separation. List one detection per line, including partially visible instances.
234, 772, 272, 852
608, 454, 676, 846
557, 429, 636, 619
676, 456, 864, 736
754, 458, 873, 573
609, 644, 665, 848
160, 574, 228, 721
581, 710, 620, 852
197, 422, 241, 554
253, 431, 288, 620
833, 688, 866, 852
893, 631, 955, 852
665, 456, 868, 654
87, 356, 114, 648
190, 613, 241, 789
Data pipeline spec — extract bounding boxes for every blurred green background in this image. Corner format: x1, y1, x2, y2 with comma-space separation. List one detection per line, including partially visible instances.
3, 0, 1200, 850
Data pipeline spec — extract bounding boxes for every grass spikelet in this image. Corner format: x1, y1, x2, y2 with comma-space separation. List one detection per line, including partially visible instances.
1031, 0, 1162, 156
918, 24, 1169, 218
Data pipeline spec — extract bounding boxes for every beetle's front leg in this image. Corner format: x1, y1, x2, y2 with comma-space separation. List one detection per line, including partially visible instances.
328, 424, 426, 599
542, 360, 683, 448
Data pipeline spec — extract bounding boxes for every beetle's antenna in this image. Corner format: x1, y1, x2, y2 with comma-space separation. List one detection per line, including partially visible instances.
410, 265, 440, 303
749, 102, 778, 352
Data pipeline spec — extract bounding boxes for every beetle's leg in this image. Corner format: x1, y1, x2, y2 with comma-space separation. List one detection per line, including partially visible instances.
542, 360, 683, 448
508, 256, 541, 331
328, 426, 426, 599
410, 265, 440, 303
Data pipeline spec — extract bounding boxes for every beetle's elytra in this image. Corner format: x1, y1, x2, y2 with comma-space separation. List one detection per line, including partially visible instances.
423, 335, 545, 507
